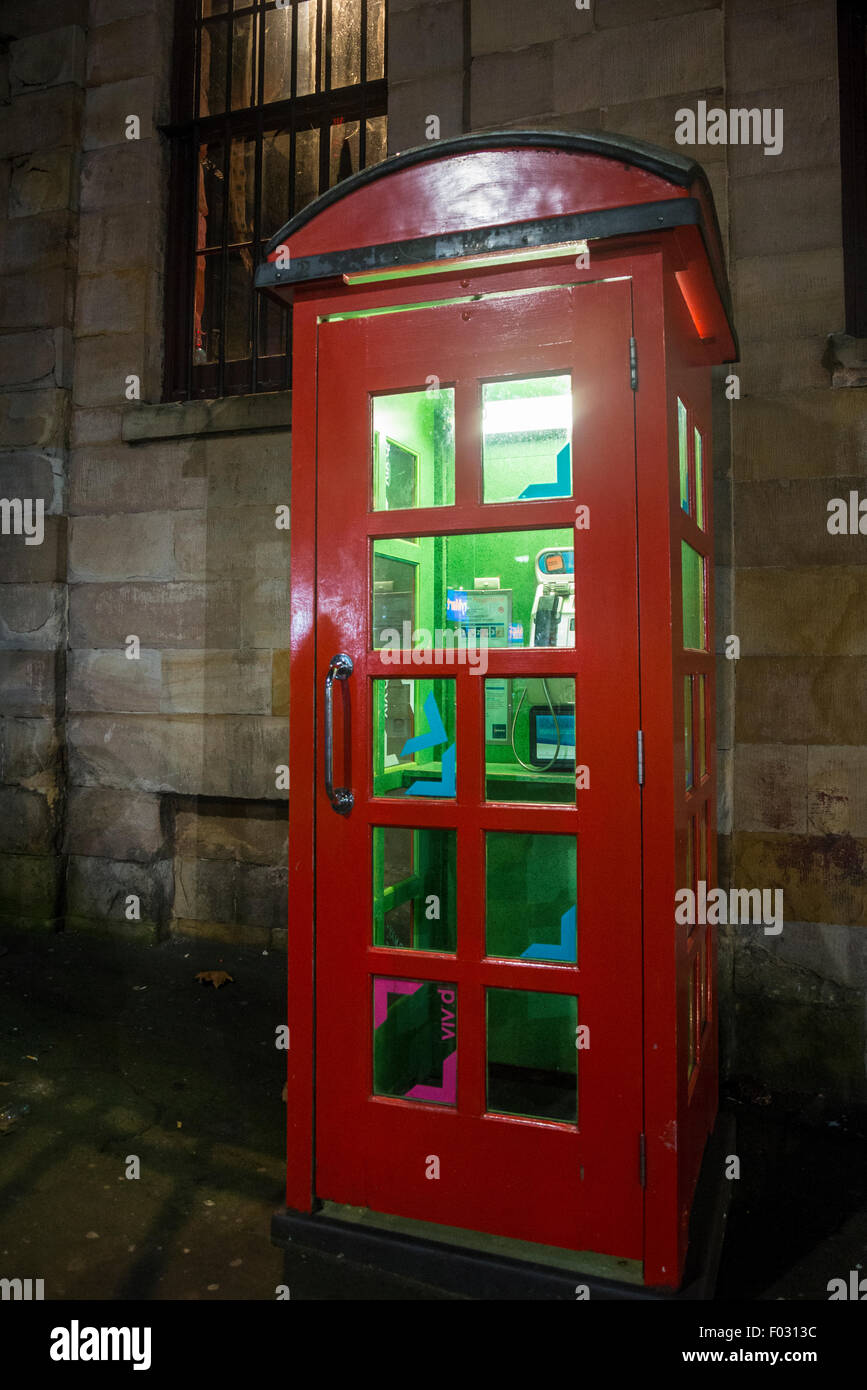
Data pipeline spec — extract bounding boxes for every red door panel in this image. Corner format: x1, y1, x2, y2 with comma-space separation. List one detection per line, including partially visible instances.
314, 280, 643, 1259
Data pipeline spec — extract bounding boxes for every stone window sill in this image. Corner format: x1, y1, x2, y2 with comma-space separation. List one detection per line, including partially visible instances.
824, 334, 867, 389
122, 392, 291, 444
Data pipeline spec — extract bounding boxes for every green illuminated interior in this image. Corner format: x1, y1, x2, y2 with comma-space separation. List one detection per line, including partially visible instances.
369, 376, 580, 1120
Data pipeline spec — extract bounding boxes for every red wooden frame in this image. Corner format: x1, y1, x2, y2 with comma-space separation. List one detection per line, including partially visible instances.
263, 139, 735, 1290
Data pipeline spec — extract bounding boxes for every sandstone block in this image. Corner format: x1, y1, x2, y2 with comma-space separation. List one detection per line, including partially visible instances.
84, 76, 154, 151
68, 648, 161, 713
174, 801, 288, 866
0, 851, 59, 919
10, 149, 77, 217
66, 852, 171, 923
0, 516, 66, 582
390, 1, 462, 82
738, 567, 867, 656
68, 512, 175, 582
0, 787, 54, 853
65, 785, 166, 860
69, 580, 240, 649
73, 332, 144, 408
0, 584, 65, 651
387, 73, 465, 151
9, 25, 86, 92
68, 714, 290, 798
807, 746, 867, 838
736, 656, 867, 745
0, 651, 56, 715
0, 715, 59, 784
733, 742, 807, 833
160, 650, 272, 715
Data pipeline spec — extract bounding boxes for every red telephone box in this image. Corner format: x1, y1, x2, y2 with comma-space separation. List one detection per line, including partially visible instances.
257, 132, 737, 1296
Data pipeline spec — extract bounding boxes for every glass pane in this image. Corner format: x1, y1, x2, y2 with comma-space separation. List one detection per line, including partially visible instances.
697, 673, 707, 779
699, 802, 708, 882
486, 988, 577, 1123
199, 20, 227, 116
263, 7, 293, 104
295, 126, 320, 211
688, 954, 698, 1076
685, 813, 694, 896
366, 114, 388, 166
330, 118, 359, 186
194, 253, 221, 364
331, 0, 362, 88
482, 375, 572, 503
372, 529, 573, 653
678, 397, 689, 513
684, 674, 693, 791
700, 938, 709, 1026
197, 142, 225, 250
694, 427, 705, 529
682, 542, 706, 649
373, 827, 457, 952
201, 0, 228, 15
373, 554, 416, 648
262, 130, 290, 237
485, 677, 576, 804
373, 977, 457, 1104
486, 832, 576, 962
225, 248, 253, 362
367, 0, 386, 80
372, 389, 455, 511
228, 139, 256, 244
231, 14, 256, 111
258, 286, 286, 361
373, 679, 456, 799
296, 0, 317, 96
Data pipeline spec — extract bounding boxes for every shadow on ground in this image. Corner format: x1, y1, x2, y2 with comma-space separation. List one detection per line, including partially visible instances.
2, 929, 865, 1300
0, 928, 448, 1300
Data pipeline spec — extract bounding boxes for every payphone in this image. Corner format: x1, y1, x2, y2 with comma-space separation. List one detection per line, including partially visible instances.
258, 130, 736, 1295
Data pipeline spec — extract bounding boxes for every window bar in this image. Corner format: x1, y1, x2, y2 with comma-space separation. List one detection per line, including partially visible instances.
289, 0, 299, 215
185, 8, 206, 400
321, 0, 333, 193
359, 0, 367, 167
217, 1, 236, 399
251, 0, 266, 393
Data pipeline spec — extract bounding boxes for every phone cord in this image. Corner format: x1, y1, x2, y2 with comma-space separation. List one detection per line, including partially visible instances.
509, 680, 562, 773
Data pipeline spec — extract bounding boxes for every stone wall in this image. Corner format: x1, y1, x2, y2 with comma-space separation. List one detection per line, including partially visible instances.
1, 0, 864, 1097
387, 0, 864, 1099
1, 0, 291, 949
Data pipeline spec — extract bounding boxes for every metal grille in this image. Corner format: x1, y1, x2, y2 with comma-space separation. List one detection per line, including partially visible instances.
165, 0, 387, 399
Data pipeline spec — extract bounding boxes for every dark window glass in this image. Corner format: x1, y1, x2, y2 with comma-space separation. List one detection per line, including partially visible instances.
166, 1, 388, 399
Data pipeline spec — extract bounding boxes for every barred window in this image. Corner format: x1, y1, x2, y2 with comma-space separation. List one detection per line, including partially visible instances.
165, 0, 387, 399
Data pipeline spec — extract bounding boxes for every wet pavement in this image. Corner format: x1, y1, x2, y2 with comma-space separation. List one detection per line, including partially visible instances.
1, 928, 865, 1301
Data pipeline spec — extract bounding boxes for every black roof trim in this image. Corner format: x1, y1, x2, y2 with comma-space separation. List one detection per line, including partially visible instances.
263, 129, 714, 257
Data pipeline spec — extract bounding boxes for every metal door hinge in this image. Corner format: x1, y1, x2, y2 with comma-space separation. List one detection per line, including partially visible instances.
637, 730, 644, 785
639, 1133, 646, 1187
629, 337, 638, 391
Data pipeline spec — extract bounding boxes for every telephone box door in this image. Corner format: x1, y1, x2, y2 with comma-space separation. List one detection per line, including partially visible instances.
314, 277, 644, 1259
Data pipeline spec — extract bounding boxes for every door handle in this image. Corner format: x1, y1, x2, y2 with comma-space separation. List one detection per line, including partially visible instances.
324, 653, 354, 816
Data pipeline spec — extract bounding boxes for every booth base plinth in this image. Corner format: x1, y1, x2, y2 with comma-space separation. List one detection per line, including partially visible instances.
272, 1112, 735, 1300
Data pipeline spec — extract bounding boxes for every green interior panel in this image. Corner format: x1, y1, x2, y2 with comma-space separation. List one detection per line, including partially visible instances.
485, 832, 577, 961
486, 988, 578, 1123
372, 826, 457, 952
681, 541, 705, 650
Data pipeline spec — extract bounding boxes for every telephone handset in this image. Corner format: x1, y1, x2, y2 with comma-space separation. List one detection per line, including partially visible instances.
531, 593, 562, 647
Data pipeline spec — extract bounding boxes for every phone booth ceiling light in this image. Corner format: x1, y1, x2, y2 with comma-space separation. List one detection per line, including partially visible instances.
257, 131, 737, 1299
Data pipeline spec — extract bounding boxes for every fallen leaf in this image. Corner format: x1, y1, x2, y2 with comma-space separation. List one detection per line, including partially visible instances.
195, 970, 234, 989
